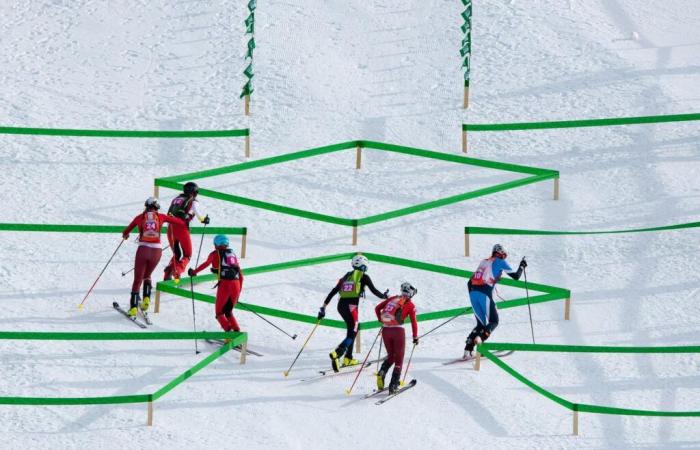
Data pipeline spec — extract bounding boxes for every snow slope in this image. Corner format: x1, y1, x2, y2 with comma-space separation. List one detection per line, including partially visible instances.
1, 0, 700, 448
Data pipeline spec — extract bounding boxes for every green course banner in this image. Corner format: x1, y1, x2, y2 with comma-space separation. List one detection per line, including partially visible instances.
463, 112, 700, 131
0, 126, 249, 138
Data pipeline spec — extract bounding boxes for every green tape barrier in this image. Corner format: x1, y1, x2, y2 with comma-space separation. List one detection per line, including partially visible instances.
478, 342, 700, 417
0, 333, 245, 406
466, 221, 700, 236
463, 112, 700, 131
0, 331, 242, 340
157, 252, 569, 331
0, 223, 246, 235
0, 126, 249, 138
156, 140, 558, 230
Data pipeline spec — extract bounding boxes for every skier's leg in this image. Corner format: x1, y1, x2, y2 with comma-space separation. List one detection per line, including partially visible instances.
343, 304, 359, 360
214, 284, 231, 331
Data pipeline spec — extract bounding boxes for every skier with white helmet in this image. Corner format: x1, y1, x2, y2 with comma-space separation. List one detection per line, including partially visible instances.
188, 234, 244, 334
463, 244, 527, 359
318, 254, 388, 372
375, 281, 419, 394
122, 197, 185, 318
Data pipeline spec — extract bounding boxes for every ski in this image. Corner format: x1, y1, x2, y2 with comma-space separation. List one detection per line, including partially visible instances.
139, 308, 153, 325
299, 358, 383, 383
442, 350, 515, 365
113, 302, 147, 329
318, 356, 384, 376
374, 379, 417, 405
364, 387, 388, 399
204, 339, 263, 356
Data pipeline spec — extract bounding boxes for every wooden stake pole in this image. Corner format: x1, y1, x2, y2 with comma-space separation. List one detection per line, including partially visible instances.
147, 400, 153, 426
464, 230, 470, 257
245, 134, 251, 158
153, 184, 159, 198
462, 129, 468, 153
240, 340, 247, 364
240, 233, 247, 259
564, 295, 571, 320
355, 145, 362, 170
352, 225, 358, 246
474, 351, 481, 371
463, 85, 470, 108
154, 290, 161, 314
573, 410, 579, 436
244, 94, 250, 116
554, 177, 560, 200
355, 329, 362, 354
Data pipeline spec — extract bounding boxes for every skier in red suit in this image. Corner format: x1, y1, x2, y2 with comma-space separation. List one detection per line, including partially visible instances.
374, 282, 419, 394
188, 234, 243, 333
122, 197, 185, 317
165, 181, 209, 281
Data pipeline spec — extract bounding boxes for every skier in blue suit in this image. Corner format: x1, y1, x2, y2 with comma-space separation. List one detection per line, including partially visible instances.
464, 244, 527, 358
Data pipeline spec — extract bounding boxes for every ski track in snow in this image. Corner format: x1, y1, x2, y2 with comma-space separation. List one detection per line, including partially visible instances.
1, 0, 700, 448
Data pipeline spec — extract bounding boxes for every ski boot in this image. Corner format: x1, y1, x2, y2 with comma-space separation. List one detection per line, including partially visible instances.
376, 361, 390, 390
141, 281, 151, 312
129, 292, 141, 316
329, 349, 342, 373
388, 371, 401, 394
163, 264, 173, 281
342, 356, 359, 367
127, 307, 138, 318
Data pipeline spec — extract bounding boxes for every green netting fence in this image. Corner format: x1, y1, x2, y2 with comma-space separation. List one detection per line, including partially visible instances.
156, 252, 570, 337
476, 342, 700, 435
0, 223, 249, 258
461, 112, 700, 152
461, 0, 472, 108
0, 331, 246, 425
463, 221, 700, 256
241, 0, 256, 115
155, 140, 559, 245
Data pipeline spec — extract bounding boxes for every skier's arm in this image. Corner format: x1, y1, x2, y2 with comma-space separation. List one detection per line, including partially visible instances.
323, 280, 342, 306
191, 252, 214, 275
191, 200, 209, 224
362, 274, 387, 299
122, 215, 140, 239
408, 304, 418, 340
160, 214, 185, 228
507, 258, 527, 280
375, 299, 389, 320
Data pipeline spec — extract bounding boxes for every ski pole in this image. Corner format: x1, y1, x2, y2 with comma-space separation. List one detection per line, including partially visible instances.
345, 328, 382, 395
401, 342, 417, 386
417, 314, 462, 340
78, 239, 125, 310
241, 306, 297, 340
284, 320, 321, 377
523, 263, 536, 344
189, 224, 208, 355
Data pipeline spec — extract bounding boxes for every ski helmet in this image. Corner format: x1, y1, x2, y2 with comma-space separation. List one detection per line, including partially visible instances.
184, 181, 199, 196
400, 282, 417, 299
351, 254, 369, 271
144, 197, 160, 210
213, 234, 229, 248
492, 244, 507, 259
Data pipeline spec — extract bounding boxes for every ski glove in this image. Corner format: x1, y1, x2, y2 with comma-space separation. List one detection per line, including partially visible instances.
519, 258, 527, 269
413, 337, 419, 346
383, 289, 389, 299
203, 215, 210, 225
317, 306, 326, 320
122, 233, 129, 240
188, 268, 196, 277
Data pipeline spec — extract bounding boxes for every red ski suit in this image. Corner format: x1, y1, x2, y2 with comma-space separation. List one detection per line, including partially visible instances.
192, 249, 244, 332
375, 295, 418, 374
122, 212, 185, 293
166, 195, 205, 278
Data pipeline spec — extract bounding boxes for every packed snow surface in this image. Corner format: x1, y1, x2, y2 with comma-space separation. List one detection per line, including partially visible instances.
1, 0, 700, 448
